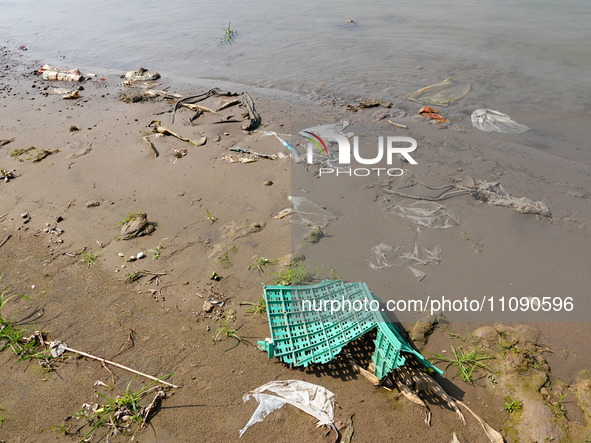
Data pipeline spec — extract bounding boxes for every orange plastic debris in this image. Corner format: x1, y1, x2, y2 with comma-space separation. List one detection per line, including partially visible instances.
418, 106, 449, 122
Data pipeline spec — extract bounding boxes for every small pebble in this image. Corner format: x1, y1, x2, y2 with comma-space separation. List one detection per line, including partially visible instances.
117, 252, 125, 257
21, 212, 28, 218
136, 251, 145, 259
85, 200, 100, 208
263, 180, 273, 186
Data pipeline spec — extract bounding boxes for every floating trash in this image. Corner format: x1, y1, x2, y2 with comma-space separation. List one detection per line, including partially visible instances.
471, 109, 530, 134
409, 77, 470, 107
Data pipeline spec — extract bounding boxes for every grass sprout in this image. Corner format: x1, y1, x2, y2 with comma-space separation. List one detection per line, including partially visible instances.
431, 345, 494, 382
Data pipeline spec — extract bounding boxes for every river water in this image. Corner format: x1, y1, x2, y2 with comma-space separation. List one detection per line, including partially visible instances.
1, 0, 590, 162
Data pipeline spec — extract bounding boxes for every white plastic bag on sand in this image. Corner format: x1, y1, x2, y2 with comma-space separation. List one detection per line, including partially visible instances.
471, 109, 530, 134
240, 380, 335, 437
384, 201, 459, 229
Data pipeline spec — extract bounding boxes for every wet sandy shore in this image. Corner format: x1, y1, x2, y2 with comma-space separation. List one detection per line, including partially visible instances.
1, 45, 590, 442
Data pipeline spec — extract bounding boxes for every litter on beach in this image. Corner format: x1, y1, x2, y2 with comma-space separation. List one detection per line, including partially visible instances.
273, 196, 337, 228
382, 178, 551, 218
240, 380, 335, 437
383, 201, 459, 229
124, 67, 161, 82
230, 147, 276, 160
418, 106, 449, 123
172, 88, 261, 131
408, 77, 471, 106
471, 109, 530, 134
39, 64, 95, 82
148, 120, 206, 147
470, 181, 551, 217
257, 130, 303, 163
257, 280, 441, 378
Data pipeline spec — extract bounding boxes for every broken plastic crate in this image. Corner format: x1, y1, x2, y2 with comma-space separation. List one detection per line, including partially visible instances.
258, 280, 442, 379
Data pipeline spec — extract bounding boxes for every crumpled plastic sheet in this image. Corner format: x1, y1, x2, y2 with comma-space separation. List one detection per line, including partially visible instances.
366, 239, 441, 279
408, 77, 471, 107
470, 182, 551, 217
274, 196, 337, 228
366, 243, 402, 269
401, 242, 442, 265
471, 109, 530, 134
408, 266, 427, 281
298, 122, 353, 166
384, 201, 459, 229
239, 380, 335, 437
258, 131, 304, 163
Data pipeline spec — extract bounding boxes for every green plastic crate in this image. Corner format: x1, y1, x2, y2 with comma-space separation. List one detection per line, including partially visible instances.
258, 280, 443, 377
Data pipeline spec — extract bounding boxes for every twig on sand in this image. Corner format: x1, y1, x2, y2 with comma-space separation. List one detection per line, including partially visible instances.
132, 266, 167, 277
64, 200, 75, 212
49, 341, 179, 388
387, 120, 408, 129
142, 135, 159, 157
0, 234, 11, 248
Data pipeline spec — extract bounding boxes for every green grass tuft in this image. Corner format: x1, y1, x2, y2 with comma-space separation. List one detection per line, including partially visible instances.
431, 345, 494, 383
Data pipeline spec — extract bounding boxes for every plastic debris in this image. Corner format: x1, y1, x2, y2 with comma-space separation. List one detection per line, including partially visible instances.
384, 201, 459, 228
298, 122, 352, 164
409, 77, 471, 107
230, 147, 276, 160
366, 237, 440, 281
220, 153, 256, 164
240, 380, 335, 437
258, 280, 442, 379
409, 266, 427, 281
124, 67, 160, 82
470, 182, 551, 217
274, 196, 337, 228
39, 65, 85, 82
418, 106, 449, 123
257, 130, 303, 163
1, 169, 15, 183
366, 243, 391, 267
366, 243, 402, 269
50, 88, 80, 99
471, 109, 529, 134
48, 340, 67, 357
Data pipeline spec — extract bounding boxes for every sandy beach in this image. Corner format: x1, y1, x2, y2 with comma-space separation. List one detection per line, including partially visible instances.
1, 42, 591, 443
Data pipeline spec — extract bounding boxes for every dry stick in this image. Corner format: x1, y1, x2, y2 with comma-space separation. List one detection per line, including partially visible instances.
142, 135, 159, 157
216, 99, 241, 112
0, 234, 11, 248
387, 120, 408, 129
63, 345, 179, 388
